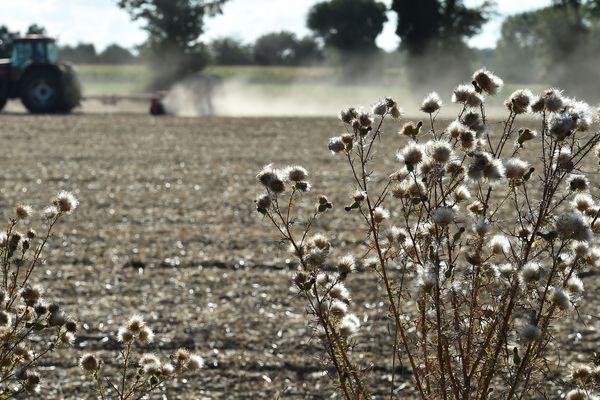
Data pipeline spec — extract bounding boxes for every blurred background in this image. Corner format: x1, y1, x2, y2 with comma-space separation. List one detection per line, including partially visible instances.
1, 0, 598, 116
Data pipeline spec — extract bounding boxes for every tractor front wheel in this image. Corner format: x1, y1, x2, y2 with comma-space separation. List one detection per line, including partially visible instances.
20, 69, 62, 113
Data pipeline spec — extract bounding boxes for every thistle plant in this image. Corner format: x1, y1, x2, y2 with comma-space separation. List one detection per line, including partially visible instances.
256, 68, 600, 399
0, 192, 79, 398
79, 315, 204, 400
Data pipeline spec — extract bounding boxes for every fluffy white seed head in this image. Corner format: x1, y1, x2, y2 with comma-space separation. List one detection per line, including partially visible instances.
55, 191, 79, 213
453, 185, 472, 203
567, 175, 589, 192
571, 241, 590, 258
397, 143, 424, 168
565, 389, 589, 400
432, 207, 455, 226
520, 262, 541, 284
420, 92, 442, 114
572, 193, 594, 212
504, 158, 529, 180
328, 137, 346, 154
550, 287, 572, 311
555, 212, 592, 242
285, 165, 308, 182
505, 89, 533, 114
565, 275, 584, 294
336, 255, 355, 275
489, 235, 510, 255
521, 324, 542, 342
428, 141, 453, 163
543, 89, 564, 113
372, 207, 390, 224
338, 314, 360, 337
472, 68, 504, 95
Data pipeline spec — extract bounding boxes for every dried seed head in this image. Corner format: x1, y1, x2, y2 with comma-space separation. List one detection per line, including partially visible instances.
565, 389, 589, 400
285, 165, 308, 182
517, 128, 537, 144
371, 100, 387, 116
186, 355, 204, 371
428, 141, 453, 163
117, 327, 134, 343
44, 205, 59, 220
400, 122, 420, 138
65, 320, 78, 333
55, 191, 79, 213
504, 158, 529, 180
372, 207, 390, 224
16, 204, 33, 220
328, 136, 345, 154
390, 104, 402, 119
127, 315, 145, 333
567, 175, 589, 192
432, 207, 454, 226
453, 186, 471, 203
489, 235, 510, 255
255, 193, 271, 214
330, 300, 348, 317
397, 143, 424, 169
336, 255, 355, 276
505, 89, 532, 114
555, 212, 592, 241
80, 353, 100, 374
472, 68, 504, 95
329, 283, 351, 303
572, 365, 592, 381
420, 92, 442, 114
256, 166, 285, 194
341, 133, 353, 144
550, 287, 572, 311
572, 194, 594, 212
137, 326, 155, 345
0, 311, 11, 326
543, 88, 564, 113
339, 107, 358, 124
20, 285, 42, 306
338, 314, 360, 337
565, 275, 584, 294
520, 262, 541, 284
520, 324, 542, 342
140, 353, 161, 370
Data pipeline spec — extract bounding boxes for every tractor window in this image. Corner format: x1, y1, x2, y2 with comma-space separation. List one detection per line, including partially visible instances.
10, 42, 57, 68
11, 44, 32, 69
46, 42, 58, 63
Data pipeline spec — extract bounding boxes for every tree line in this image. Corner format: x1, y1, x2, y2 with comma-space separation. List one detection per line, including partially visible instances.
3, 0, 600, 96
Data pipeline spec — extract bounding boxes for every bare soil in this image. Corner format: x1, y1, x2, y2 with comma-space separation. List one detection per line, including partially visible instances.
0, 113, 598, 399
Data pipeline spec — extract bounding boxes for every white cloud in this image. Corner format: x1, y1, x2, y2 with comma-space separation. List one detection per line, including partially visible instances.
0, 0, 146, 51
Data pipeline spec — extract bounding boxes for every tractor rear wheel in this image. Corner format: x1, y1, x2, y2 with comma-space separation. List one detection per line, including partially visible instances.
57, 65, 82, 113
20, 68, 62, 113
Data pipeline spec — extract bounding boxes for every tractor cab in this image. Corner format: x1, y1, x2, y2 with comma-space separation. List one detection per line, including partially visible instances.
10, 36, 59, 71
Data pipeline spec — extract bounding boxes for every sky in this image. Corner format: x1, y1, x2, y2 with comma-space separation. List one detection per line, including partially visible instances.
0, 0, 552, 52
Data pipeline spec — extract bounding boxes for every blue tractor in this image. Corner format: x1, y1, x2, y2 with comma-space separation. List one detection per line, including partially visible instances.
0, 36, 81, 113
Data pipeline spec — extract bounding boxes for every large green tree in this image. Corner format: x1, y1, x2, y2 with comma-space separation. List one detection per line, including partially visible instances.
253, 32, 322, 66
307, 0, 387, 54
390, 1, 494, 88
117, 0, 228, 88
494, 1, 600, 98
391, 0, 493, 55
